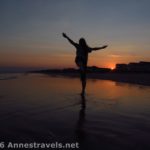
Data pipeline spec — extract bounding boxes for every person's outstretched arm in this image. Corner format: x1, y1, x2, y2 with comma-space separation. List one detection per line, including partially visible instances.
62, 33, 77, 47
91, 45, 108, 51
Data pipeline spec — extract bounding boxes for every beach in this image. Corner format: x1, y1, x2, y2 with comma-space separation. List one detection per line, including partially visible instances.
41, 72, 150, 87
0, 73, 150, 150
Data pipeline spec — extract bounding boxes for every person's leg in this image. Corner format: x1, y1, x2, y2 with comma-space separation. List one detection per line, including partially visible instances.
75, 57, 87, 95
80, 67, 87, 96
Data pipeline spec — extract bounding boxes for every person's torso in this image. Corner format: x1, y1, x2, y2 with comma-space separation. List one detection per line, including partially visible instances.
76, 45, 89, 59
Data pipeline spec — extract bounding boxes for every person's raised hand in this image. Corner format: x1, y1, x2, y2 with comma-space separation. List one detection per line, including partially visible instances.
102, 45, 108, 49
62, 33, 67, 38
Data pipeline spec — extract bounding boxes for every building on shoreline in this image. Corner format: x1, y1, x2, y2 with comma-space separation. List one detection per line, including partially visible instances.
115, 61, 150, 72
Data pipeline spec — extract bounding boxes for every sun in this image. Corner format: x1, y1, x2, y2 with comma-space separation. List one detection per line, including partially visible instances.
110, 66, 115, 70
108, 64, 116, 70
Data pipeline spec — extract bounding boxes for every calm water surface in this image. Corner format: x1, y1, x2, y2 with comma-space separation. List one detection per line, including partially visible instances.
0, 73, 150, 150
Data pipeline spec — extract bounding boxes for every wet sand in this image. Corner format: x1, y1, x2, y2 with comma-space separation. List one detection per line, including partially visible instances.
50, 72, 150, 86
87, 73, 150, 86
0, 74, 150, 150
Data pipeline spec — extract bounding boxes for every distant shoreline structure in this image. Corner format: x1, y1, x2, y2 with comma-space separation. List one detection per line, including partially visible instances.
28, 61, 150, 86
30, 61, 150, 74
115, 61, 150, 73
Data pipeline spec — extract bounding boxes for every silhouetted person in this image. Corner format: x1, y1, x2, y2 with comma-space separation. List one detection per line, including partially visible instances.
62, 33, 107, 95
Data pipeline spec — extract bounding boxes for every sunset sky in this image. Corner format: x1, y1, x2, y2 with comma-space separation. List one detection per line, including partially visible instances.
0, 0, 150, 71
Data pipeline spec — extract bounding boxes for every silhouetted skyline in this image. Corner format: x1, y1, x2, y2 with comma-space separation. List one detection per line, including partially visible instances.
0, 0, 150, 72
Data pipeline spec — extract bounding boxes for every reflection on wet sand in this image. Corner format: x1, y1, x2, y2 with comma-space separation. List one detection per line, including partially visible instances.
76, 95, 86, 149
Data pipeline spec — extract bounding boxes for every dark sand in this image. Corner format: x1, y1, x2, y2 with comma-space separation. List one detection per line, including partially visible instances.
87, 73, 150, 86
47, 72, 150, 86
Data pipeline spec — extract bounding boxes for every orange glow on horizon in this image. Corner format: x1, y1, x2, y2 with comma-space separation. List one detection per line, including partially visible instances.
1, 51, 149, 70
0, 51, 117, 69
108, 64, 116, 70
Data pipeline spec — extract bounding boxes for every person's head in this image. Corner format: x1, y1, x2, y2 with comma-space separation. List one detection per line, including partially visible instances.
79, 38, 87, 48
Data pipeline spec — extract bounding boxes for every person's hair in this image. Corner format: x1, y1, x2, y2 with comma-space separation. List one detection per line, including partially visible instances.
79, 38, 88, 49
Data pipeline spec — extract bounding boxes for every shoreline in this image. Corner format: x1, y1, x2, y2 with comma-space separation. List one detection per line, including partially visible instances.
42, 72, 150, 86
